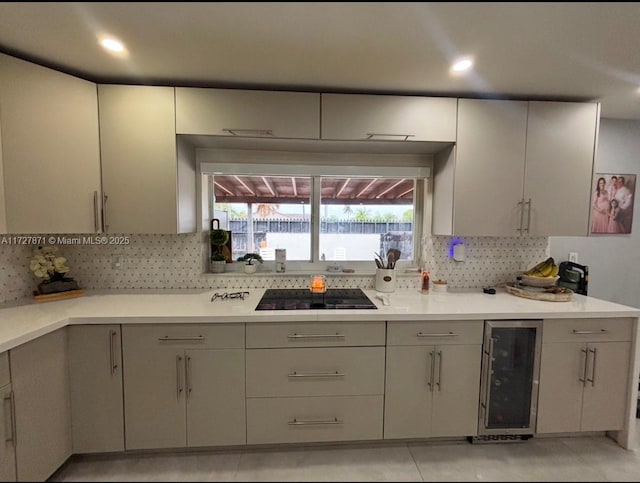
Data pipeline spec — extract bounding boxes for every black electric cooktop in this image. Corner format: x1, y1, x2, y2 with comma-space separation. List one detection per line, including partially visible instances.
255, 288, 378, 310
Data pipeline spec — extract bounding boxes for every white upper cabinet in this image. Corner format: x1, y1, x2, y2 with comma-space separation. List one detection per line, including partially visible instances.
523, 101, 599, 236
0, 53, 101, 234
451, 99, 528, 236
433, 99, 598, 236
175, 88, 320, 139
321, 93, 457, 142
99, 85, 196, 234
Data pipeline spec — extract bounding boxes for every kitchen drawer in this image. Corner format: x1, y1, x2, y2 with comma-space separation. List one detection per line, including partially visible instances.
542, 318, 633, 343
246, 322, 385, 348
122, 324, 244, 349
247, 395, 383, 444
246, 347, 385, 398
387, 320, 483, 346
0, 351, 9, 387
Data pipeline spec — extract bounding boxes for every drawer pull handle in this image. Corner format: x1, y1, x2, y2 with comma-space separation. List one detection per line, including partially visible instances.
288, 371, 345, 378
287, 333, 345, 339
572, 330, 608, 335
366, 133, 415, 141
159, 336, 206, 342
288, 418, 343, 426
417, 332, 457, 337
222, 128, 274, 137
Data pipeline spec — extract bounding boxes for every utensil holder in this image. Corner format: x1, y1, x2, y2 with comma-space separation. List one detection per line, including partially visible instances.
375, 268, 396, 293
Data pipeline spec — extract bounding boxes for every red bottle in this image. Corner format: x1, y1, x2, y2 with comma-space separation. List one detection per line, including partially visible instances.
421, 270, 430, 293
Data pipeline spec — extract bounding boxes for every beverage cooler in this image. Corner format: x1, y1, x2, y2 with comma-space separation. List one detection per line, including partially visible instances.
478, 320, 543, 437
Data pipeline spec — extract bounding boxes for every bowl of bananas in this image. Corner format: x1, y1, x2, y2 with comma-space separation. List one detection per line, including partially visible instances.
520, 257, 560, 287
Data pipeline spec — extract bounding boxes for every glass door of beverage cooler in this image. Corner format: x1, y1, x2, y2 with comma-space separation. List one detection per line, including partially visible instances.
479, 320, 542, 435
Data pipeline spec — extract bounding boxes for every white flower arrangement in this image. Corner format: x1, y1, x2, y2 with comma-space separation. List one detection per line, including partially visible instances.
29, 246, 70, 280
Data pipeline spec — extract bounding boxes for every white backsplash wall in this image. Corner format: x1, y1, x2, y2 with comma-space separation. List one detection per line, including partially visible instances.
1, 234, 548, 303
0, 243, 33, 304
425, 236, 549, 288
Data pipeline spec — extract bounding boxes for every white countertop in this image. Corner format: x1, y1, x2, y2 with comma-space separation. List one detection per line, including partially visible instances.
0, 288, 638, 353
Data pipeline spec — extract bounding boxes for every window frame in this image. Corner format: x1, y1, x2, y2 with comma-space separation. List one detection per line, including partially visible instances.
201, 153, 430, 273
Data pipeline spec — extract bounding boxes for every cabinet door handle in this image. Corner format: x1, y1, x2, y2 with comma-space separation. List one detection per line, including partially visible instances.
93, 191, 99, 233
288, 371, 345, 378
3, 392, 14, 444
436, 350, 443, 391
573, 329, 608, 335
176, 355, 183, 399
287, 333, 345, 340
579, 348, 588, 385
3, 391, 16, 445
288, 417, 343, 426
427, 350, 435, 392
102, 192, 109, 232
524, 198, 532, 233
158, 336, 205, 342
186, 355, 192, 398
109, 329, 119, 374
586, 347, 597, 386
222, 128, 274, 137
366, 133, 415, 141
517, 199, 525, 234
481, 337, 495, 426
417, 332, 457, 338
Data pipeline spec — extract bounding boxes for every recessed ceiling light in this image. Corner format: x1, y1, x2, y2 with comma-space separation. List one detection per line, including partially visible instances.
451, 57, 473, 73
100, 37, 125, 53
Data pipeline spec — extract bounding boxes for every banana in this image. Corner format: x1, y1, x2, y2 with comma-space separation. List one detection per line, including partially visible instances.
524, 257, 557, 277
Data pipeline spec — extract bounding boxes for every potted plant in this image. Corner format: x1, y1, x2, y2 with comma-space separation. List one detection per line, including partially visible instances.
210, 228, 229, 273
29, 246, 80, 294
237, 253, 263, 274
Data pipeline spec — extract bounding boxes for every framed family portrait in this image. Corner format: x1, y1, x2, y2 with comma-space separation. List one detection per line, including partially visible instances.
590, 173, 636, 235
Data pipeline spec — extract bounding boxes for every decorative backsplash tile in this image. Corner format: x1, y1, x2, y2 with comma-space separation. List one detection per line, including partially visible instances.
426, 236, 549, 288
0, 243, 33, 304
0, 233, 548, 303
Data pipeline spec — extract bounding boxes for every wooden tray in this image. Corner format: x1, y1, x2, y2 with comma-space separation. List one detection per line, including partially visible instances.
33, 289, 84, 302
506, 285, 573, 302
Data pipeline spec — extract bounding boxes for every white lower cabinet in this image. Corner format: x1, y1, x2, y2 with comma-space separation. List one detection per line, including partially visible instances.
0, 352, 16, 482
245, 322, 386, 445
122, 324, 245, 450
384, 321, 483, 439
1, 315, 635, 475
68, 325, 124, 454
247, 395, 383, 445
537, 341, 631, 433
10, 329, 71, 482
537, 318, 633, 434
184, 349, 246, 448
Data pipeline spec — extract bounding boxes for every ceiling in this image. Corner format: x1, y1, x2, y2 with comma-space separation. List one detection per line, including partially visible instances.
213, 175, 415, 205
1, 2, 639, 119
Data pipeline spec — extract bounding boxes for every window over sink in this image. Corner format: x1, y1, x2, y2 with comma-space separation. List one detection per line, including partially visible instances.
201, 151, 429, 271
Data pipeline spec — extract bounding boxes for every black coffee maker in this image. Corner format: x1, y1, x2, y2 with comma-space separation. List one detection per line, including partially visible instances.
558, 262, 588, 295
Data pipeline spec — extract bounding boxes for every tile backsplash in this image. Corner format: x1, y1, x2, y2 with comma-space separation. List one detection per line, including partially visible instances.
0, 234, 548, 304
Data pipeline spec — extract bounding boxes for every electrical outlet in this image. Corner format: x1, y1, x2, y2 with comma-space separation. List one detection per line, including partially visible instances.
569, 252, 579, 263
112, 255, 125, 269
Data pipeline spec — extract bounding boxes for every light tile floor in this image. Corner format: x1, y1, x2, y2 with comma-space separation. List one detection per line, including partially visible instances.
51, 423, 640, 482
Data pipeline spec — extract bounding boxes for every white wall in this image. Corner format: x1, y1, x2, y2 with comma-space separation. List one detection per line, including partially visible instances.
550, 119, 640, 307
0, 115, 7, 233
